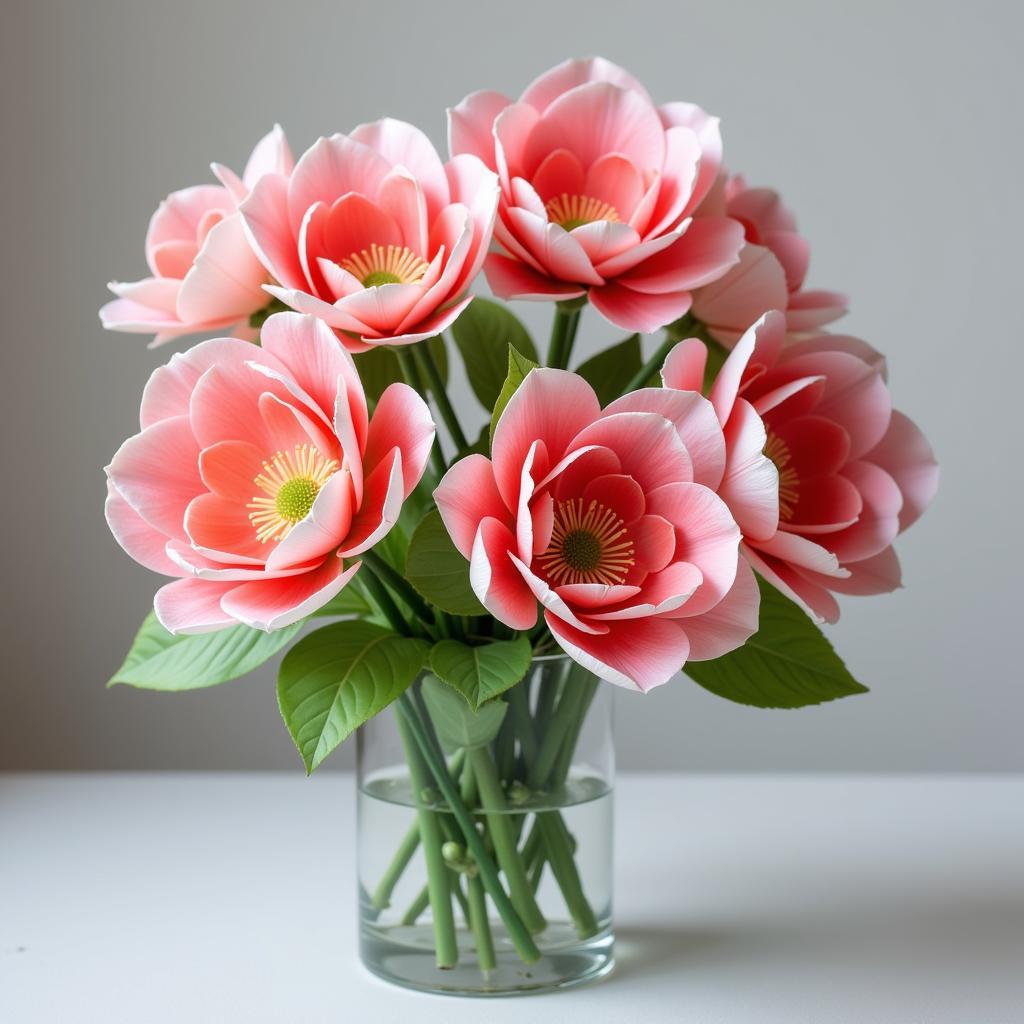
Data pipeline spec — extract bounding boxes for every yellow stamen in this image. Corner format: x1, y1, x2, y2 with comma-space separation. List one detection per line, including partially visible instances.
764, 432, 800, 522
340, 243, 429, 287
537, 498, 635, 587
247, 444, 338, 544
545, 193, 620, 231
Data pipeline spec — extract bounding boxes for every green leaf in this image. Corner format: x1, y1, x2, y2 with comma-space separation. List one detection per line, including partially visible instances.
277, 621, 429, 772
353, 336, 448, 404
405, 509, 487, 616
429, 637, 532, 711
575, 334, 642, 405
312, 581, 374, 619
684, 576, 869, 708
420, 674, 508, 749
108, 612, 301, 691
451, 298, 538, 410
490, 345, 539, 445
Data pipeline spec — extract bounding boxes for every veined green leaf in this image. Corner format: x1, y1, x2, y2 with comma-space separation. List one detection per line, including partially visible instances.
420, 674, 508, 750
108, 612, 301, 691
277, 621, 429, 772
429, 637, 532, 710
405, 509, 486, 616
684, 576, 869, 708
451, 298, 538, 410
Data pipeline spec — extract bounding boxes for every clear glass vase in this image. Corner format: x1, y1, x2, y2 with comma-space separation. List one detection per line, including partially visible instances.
357, 655, 614, 996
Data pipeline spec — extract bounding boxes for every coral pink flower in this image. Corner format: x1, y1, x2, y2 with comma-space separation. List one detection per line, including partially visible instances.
100, 126, 293, 347
691, 176, 848, 346
664, 312, 938, 622
105, 312, 434, 633
448, 57, 744, 334
434, 368, 765, 691
238, 119, 499, 350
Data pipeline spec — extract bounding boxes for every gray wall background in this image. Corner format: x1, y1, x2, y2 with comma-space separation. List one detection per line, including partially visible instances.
1, 0, 1019, 772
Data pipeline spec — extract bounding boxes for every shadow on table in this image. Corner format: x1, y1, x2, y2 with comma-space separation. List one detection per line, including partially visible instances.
612, 887, 1024, 986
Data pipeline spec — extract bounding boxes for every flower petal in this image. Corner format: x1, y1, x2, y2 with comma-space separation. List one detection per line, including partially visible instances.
470, 517, 538, 630
492, 368, 602, 511
434, 454, 508, 560
220, 557, 359, 631
105, 482, 183, 576
337, 448, 404, 557
546, 613, 690, 693
154, 578, 239, 635
680, 558, 760, 660
588, 281, 693, 334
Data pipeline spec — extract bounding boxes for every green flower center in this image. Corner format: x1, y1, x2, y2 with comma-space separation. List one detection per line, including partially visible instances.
340, 243, 429, 288
247, 444, 339, 545
544, 193, 621, 231
275, 477, 320, 522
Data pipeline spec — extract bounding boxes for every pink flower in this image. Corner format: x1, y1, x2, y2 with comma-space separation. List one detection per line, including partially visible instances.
434, 368, 765, 692
238, 120, 499, 350
664, 312, 938, 622
449, 57, 745, 334
100, 126, 293, 347
104, 312, 434, 633
691, 176, 848, 346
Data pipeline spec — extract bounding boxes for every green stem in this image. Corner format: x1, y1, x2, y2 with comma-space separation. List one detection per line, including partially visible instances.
395, 695, 541, 963
394, 710, 458, 968
508, 681, 538, 764
528, 670, 588, 790
400, 883, 430, 926
458, 759, 496, 972
394, 347, 447, 477
371, 820, 420, 911
467, 746, 547, 935
371, 749, 467, 911
620, 335, 675, 396
466, 875, 496, 972
551, 677, 599, 787
359, 563, 413, 637
546, 304, 582, 369
413, 339, 470, 453
537, 814, 598, 937
361, 549, 436, 626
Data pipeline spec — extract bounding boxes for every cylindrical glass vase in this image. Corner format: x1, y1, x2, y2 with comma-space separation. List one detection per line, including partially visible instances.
357, 655, 614, 996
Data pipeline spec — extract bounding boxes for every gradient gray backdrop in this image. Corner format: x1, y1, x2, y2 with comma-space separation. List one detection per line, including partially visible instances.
2, 0, 1019, 771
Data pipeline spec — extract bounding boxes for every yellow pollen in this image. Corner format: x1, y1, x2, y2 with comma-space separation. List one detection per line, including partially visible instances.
247, 444, 338, 544
764, 432, 800, 522
537, 498, 635, 587
340, 243, 429, 287
545, 193, 621, 231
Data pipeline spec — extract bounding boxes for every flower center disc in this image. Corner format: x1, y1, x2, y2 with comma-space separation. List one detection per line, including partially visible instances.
764, 431, 800, 522
340, 243, 429, 288
545, 193, 621, 231
538, 498, 635, 587
247, 444, 339, 544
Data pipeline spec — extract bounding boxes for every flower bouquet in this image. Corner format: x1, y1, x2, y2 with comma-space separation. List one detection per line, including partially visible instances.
101, 58, 937, 996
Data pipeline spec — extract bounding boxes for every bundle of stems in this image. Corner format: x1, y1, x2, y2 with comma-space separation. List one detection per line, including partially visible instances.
367, 659, 601, 972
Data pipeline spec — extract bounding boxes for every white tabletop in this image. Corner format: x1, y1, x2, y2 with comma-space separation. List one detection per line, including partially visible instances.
2, 773, 1021, 1023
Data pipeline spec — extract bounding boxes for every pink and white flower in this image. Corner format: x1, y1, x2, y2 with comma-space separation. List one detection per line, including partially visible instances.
692, 175, 847, 346
449, 57, 744, 334
238, 120, 499, 350
434, 368, 767, 692
664, 312, 938, 622
100, 126, 293, 346
105, 312, 434, 633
